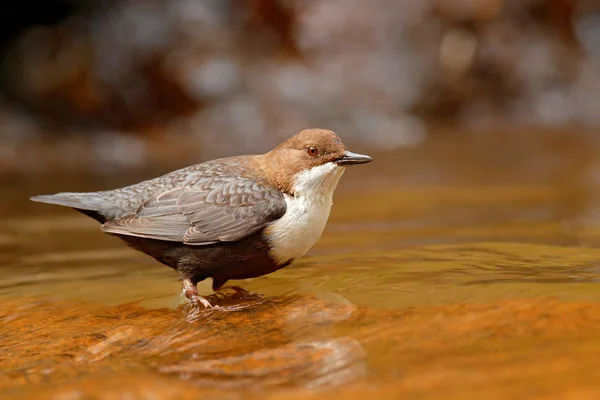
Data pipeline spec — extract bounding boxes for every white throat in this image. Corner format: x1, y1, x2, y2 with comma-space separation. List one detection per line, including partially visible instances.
267, 162, 345, 265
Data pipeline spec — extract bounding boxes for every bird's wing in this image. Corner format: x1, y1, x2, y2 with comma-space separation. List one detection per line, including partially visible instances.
101, 176, 287, 245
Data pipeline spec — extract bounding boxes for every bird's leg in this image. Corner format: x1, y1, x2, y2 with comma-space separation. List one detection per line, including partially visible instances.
181, 278, 213, 309
181, 278, 198, 299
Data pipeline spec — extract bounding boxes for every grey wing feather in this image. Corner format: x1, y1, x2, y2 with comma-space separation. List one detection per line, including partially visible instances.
102, 214, 190, 242
101, 178, 287, 245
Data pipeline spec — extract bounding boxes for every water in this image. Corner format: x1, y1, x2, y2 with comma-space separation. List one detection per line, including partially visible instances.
3, 130, 600, 399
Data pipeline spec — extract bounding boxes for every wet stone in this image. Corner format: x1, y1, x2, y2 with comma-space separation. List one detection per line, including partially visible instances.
2, 294, 600, 399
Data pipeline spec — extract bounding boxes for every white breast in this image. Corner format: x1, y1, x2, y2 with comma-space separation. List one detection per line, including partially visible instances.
267, 162, 345, 265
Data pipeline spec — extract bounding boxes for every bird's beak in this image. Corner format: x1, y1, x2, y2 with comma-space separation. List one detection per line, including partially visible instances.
335, 150, 373, 166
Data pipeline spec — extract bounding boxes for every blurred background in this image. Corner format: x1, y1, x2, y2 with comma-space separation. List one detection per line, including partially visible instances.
0, 0, 599, 178
6, 4, 600, 397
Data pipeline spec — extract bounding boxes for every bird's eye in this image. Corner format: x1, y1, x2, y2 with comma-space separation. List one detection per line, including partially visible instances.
307, 146, 318, 156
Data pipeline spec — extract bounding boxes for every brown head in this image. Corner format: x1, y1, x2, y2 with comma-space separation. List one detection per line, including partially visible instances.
259, 128, 372, 195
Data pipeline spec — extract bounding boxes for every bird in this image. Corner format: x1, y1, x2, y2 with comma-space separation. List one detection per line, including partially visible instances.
30, 128, 372, 308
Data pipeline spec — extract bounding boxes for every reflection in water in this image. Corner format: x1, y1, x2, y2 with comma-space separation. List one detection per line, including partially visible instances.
4, 132, 600, 398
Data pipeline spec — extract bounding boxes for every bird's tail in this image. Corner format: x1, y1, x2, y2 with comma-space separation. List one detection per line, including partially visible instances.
30, 192, 107, 210
30, 192, 113, 222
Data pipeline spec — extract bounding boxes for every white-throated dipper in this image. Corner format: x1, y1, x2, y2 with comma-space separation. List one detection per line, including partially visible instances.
31, 129, 372, 307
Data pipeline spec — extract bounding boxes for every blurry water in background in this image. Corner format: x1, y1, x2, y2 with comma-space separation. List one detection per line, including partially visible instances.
0, 0, 599, 176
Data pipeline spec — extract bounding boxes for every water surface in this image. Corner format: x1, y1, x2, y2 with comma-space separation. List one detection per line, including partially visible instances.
3, 130, 600, 399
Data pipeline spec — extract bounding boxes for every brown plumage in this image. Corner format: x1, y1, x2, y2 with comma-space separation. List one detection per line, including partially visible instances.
31, 129, 372, 308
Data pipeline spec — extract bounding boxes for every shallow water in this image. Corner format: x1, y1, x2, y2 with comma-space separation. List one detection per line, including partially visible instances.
3, 130, 600, 399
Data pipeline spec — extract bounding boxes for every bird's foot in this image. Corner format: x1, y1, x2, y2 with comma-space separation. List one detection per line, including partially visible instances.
181, 290, 218, 319
180, 279, 264, 314
181, 279, 218, 313
180, 288, 216, 309
190, 294, 214, 309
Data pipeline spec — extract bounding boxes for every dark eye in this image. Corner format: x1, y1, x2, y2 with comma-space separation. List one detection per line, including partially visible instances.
307, 146, 318, 156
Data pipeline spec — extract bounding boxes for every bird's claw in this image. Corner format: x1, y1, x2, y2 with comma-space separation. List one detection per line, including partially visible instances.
180, 285, 217, 312
191, 295, 215, 309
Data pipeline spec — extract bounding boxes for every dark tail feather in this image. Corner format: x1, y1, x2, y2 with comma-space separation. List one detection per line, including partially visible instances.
75, 208, 107, 223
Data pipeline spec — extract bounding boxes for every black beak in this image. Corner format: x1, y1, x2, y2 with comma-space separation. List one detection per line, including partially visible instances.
335, 150, 373, 166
